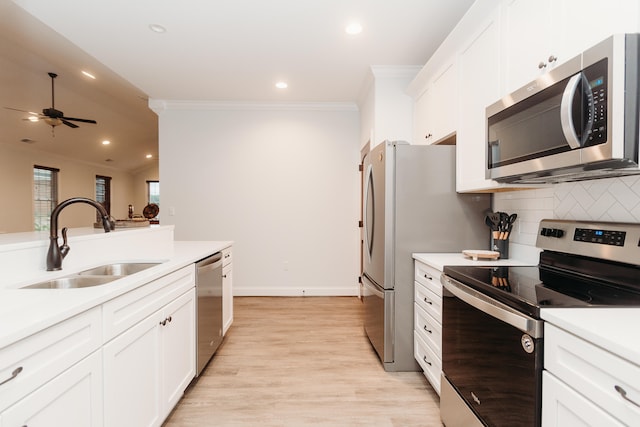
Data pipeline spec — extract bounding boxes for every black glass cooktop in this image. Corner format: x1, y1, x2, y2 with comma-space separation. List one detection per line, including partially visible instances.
443, 257, 640, 319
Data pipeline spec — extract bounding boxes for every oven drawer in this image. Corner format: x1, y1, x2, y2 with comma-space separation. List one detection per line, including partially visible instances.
415, 281, 442, 321
414, 303, 442, 355
545, 324, 640, 425
414, 261, 442, 296
414, 331, 441, 395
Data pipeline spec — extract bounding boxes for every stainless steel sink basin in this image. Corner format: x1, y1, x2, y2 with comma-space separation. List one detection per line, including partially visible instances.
78, 262, 160, 276
22, 262, 162, 289
22, 275, 117, 289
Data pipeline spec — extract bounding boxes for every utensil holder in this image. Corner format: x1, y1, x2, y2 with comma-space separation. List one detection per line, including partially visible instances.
491, 236, 509, 259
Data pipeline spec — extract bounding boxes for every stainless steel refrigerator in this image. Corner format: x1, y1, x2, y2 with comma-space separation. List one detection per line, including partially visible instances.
361, 140, 490, 371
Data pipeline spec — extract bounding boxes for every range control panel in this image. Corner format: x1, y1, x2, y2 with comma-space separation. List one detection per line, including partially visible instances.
573, 228, 626, 246
536, 219, 640, 265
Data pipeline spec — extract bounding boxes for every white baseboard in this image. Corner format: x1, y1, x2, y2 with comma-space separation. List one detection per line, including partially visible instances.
233, 286, 359, 297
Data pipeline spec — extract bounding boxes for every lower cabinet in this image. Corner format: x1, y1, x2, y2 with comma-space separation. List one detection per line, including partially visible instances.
413, 260, 443, 395
222, 247, 233, 335
103, 288, 195, 427
1, 351, 103, 427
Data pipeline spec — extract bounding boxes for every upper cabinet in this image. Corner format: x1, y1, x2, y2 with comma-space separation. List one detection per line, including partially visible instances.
502, 0, 640, 94
410, 0, 640, 192
409, 59, 457, 145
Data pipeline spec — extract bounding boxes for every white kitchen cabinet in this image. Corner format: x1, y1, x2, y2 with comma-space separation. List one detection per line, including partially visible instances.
410, 60, 457, 145
456, 6, 504, 192
543, 323, 640, 426
222, 247, 233, 335
103, 288, 196, 427
2, 351, 103, 427
501, 0, 640, 95
0, 307, 102, 413
413, 260, 443, 394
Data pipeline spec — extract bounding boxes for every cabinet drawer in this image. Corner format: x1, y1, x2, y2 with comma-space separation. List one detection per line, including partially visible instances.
222, 247, 232, 267
542, 371, 625, 427
414, 261, 442, 296
103, 265, 195, 342
414, 303, 442, 356
0, 307, 102, 411
545, 324, 640, 426
414, 331, 441, 395
414, 281, 442, 321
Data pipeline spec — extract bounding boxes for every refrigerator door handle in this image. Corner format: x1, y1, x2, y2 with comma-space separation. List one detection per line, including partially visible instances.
363, 163, 375, 262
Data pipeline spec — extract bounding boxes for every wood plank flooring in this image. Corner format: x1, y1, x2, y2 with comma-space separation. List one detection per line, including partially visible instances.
163, 296, 441, 427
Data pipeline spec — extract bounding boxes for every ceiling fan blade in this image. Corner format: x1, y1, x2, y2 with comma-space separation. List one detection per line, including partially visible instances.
4, 107, 38, 115
61, 116, 97, 124
61, 119, 79, 128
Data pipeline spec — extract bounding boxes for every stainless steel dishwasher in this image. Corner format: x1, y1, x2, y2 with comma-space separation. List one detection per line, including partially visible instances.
195, 252, 223, 376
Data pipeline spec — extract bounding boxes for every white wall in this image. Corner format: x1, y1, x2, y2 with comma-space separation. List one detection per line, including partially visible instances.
493, 176, 640, 261
155, 102, 360, 296
0, 143, 136, 233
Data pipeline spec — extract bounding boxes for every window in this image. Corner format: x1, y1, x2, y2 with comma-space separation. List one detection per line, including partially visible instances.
96, 175, 112, 222
147, 180, 160, 205
147, 180, 160, 222
33, 165, 59, 231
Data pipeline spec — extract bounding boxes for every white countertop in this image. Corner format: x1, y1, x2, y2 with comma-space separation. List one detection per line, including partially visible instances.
413, 252, 536, 271
541, 308, 640, 367
0, 240, 231, 350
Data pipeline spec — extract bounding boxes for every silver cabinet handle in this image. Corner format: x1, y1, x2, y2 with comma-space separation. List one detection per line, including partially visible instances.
423, 325, 432, 334
422, 356, 432, 366
615, 385, 640, 408
0, 366, 23, 386
538, 61, 547, 69
423, 297, 432, 305
548, 55, 558, 63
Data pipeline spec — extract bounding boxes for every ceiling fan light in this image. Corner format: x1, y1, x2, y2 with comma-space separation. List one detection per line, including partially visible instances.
28, 116, 39, 122
44, 117, 62, 127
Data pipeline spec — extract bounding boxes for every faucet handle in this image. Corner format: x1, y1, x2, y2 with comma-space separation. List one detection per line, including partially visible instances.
60, 227, 70, 258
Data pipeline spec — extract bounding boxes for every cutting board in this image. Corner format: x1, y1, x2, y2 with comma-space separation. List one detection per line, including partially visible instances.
462, 249, 500, 261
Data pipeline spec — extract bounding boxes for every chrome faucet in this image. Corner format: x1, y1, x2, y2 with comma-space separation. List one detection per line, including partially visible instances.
46, 197, 113, 271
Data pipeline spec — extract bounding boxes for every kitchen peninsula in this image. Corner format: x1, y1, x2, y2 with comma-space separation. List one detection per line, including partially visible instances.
0, 225, 232, 427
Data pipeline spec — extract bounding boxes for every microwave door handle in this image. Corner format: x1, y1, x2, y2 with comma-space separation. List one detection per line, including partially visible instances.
560, 73, 583, 149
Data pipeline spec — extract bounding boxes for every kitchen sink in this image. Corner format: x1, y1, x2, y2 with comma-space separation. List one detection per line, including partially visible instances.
22, 275, 117, 289
78, 262, 160, 276
21, 262, 162, 289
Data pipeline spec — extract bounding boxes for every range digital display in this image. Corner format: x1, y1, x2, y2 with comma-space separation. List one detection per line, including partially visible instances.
574, 228, 625, 246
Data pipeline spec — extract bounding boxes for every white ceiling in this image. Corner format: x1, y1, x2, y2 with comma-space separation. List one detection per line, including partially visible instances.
2, 0, 474, 169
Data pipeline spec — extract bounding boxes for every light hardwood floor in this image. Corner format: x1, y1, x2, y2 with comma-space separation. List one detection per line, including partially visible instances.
163, 296, 441, 427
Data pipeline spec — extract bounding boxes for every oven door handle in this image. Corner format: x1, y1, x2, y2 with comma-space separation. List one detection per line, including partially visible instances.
441, 275, 543, 338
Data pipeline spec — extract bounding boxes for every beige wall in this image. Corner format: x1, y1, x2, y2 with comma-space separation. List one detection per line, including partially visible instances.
131, 163, 159, 218
0, 143, 151, 233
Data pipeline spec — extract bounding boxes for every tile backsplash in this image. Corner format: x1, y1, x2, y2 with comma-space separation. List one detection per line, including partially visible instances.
493, 175, 640, 253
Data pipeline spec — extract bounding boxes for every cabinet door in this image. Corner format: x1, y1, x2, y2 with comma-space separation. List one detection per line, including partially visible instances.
161, 289, 195, 418
412, 84, 435, 145
222, 263, 233, 335
542, 371, 625, 427
2, 351, 103, 427
502, 0, 555, 94
430, 61, 457, 142
456, 8, 503, 192
103, 313, 162, 427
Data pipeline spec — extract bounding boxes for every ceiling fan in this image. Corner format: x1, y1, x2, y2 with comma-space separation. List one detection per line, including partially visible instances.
5, 72, 97, 130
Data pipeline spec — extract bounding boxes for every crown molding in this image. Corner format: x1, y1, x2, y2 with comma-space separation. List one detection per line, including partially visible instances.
149, 99, 358, 113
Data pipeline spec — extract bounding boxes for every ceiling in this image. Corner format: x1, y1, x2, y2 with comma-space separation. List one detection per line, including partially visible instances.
2, 0, 474, 169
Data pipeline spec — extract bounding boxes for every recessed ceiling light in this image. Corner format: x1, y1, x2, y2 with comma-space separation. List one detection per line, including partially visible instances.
275, 81, 288, 89
146, 154, 153, 159
82, 71, 96, 79
148, 24, 166, 33
102, 140, 110, 145
345, 22, 363, 35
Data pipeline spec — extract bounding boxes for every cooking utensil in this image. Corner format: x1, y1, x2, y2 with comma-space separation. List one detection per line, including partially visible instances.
485, 215, 500, 239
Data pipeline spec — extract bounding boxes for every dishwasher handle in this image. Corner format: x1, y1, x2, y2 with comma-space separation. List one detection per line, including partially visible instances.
196, 252, 223, 272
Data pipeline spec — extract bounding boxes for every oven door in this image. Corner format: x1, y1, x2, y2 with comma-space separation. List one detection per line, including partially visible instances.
440, 275, 544, 427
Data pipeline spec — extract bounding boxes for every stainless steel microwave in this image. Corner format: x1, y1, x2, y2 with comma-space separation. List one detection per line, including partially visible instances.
486, 33, 640, 184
